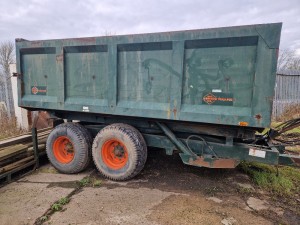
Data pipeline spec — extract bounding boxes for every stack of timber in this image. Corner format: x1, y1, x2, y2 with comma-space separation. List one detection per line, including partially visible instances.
0, 128, 51, 176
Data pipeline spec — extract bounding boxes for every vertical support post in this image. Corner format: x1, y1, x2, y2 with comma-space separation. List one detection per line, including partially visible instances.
32, 127, 39, 169
32, 111, 40, 169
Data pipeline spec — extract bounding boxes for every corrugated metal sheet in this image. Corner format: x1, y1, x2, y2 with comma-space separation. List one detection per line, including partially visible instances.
273, 70, 300, 118
0, 76, 14, 118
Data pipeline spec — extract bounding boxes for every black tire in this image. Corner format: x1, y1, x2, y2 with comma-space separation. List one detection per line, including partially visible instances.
70, 123, 93, 169
92, 123, 147, 181
46, 123, 91, 174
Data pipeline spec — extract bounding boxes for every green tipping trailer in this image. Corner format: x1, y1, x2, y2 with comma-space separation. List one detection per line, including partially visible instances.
15, 23, 300, 180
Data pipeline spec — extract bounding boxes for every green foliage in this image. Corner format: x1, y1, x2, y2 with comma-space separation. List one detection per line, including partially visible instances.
239, 162, 300, 196
40, 215, 48, 222
93, 179, 102, 187
51, 197, 70, 211
58, 197, 70, 205
51, 203, 62, 211
78, 176, 102, 187
79, 177, 91, 187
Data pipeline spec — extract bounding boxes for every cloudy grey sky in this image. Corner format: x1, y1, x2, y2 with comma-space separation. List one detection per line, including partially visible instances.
1, 0, 299, 53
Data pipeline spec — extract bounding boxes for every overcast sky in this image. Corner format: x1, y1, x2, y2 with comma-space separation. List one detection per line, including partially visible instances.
1, 0, 299, 54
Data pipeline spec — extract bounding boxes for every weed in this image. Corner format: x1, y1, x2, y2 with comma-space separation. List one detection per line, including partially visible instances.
93, 179, 102, 187
78, 176, 102, 187
40, 215, 48, 222
58, 197, 70, 205
51, 197, 70, 211
51, 203, 62, 211
79, 177, 91, 187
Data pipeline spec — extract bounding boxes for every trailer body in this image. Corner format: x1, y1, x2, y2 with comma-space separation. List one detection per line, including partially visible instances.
15, 23, 300, 176
16, 23, 281, 128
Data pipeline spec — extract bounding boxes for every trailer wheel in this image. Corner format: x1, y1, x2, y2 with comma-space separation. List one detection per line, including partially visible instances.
46, 123, 91, 173
92, 123, 147, 181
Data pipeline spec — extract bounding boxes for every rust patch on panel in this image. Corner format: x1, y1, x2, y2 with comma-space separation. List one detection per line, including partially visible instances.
189, 157, 239, 168
56, 55, 63, 62
68, 37, 96, 43
31, 41, 42, 47
172, 108, 177, 119
255, 114, 262, 120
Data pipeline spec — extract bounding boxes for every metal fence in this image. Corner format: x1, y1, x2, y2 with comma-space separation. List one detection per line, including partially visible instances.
0, 74, 14, 118
272, 69, 300, 118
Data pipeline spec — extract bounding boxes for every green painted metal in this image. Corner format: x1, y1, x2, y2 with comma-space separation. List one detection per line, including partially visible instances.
83, 122, 299, 168
155, 122, 197, 158
16, 23, 281, 128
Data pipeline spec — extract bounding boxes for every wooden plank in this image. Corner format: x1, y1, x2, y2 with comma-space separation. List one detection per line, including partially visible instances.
0, 127, 51, 147
0, 151, 29, 167
27, 144, 46, 152
0, 156, 34, 174
0, 144, 28, 161
0, 160, 36, 179
25, 137, 47, 148
0, 144, 46, 168
0, 135, 32, 148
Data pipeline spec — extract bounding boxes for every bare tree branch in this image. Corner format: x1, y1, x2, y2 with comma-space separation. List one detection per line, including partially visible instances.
277, 49, 300, 71
0, 41, 15, 78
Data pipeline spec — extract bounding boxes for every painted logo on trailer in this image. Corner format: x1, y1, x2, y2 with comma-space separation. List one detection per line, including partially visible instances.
31, 86, 47, 95
202, 92, 234, 106
203, 93, 218, 104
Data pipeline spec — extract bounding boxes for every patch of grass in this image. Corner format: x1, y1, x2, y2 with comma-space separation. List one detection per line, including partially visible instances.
79, 177, 91, 187
238, 162, 300, 197
237, 187, 254, 194
78, 176, 102, 187
51, 197, 70, 211
93, 179, 102, 187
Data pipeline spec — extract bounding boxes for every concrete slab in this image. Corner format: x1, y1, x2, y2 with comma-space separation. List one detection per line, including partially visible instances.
49, 187, 179, 225
0, 164, 93, 225
0, 182, 72, 225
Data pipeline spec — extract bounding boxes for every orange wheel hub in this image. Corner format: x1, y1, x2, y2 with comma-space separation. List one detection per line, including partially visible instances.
101, 139, 128, 170
53, 136, 75, 164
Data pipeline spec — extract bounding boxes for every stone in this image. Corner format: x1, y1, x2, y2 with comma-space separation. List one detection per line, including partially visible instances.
271, 207, 284, 216
206, 197, 223, 203
247, 197, 269, 211
236, 182, 255, 190
221, 217, 237, 225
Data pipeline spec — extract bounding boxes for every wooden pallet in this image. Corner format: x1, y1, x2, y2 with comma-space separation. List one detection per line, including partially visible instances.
0, 128, 51, 181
